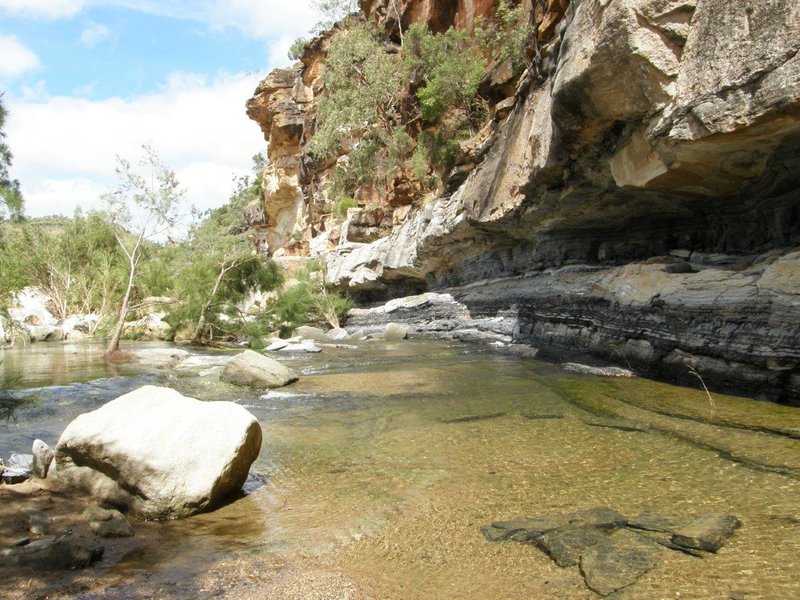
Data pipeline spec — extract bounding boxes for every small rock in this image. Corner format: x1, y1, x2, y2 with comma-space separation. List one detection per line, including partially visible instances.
281, 342, 322, 353
83, 506, 114, 522
87, 509, 134, 539
563, 363, 635, 377
348, 330, 367, 341
0, 533, 104, 570
328, 328, 349, 341
384, 323, 408, 341
32, 439, 55, 479
2, 468, 31, 485
7, 452, 33, 470
294, 326, 330, 342
220, 350, 299, 389
266, 339, 289, 351
671, 514, 741, 553
579, 530, 661, 596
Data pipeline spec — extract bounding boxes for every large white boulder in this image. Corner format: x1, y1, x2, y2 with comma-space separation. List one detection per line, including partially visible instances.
221, 350, 299, 388
55, 385, 262, 519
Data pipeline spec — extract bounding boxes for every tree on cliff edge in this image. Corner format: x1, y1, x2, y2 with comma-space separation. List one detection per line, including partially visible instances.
103, 145, 183, 358
0, 92, 23, 220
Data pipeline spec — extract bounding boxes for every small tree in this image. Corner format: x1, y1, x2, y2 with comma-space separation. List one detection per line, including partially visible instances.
0, 92, 23, 220
102, 145, 184, 357
311, 0, 360, 32
178, 206, 282, 345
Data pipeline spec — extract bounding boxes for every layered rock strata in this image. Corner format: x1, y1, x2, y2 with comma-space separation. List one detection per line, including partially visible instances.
248, 0, 800, 403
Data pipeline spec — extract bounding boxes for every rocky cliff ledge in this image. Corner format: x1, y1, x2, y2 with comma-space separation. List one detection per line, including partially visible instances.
247, 0, 800, 404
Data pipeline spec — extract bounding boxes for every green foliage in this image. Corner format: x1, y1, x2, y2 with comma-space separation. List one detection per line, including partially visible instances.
475, 1, 535, 76
405, 24, 485, 122
309, 24, 406, 159
0, 213, 127, 326
334, 197, 357, 219
0, 92, 23, 220
288, 37, 310, 61
269, 265, 352, 330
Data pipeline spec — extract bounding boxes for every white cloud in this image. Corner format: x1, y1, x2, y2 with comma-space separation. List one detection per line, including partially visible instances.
0, 0, 88, 19
0, 35, 41, 79
80, 21, 110, 47
6, 71, 267, 219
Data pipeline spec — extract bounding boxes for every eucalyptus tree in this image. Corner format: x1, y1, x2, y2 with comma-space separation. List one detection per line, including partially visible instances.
102, 145, 184, 357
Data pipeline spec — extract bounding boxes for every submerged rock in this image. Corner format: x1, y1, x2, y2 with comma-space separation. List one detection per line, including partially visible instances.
671, 514, 741, 553
55, 385, 262, 519
579, 530, 661, 596
383, 323, 409, 341
484, 507, 740, 595
221, 350, 299, 388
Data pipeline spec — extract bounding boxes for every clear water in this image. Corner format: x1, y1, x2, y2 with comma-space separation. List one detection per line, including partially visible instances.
2, 339, 799, 599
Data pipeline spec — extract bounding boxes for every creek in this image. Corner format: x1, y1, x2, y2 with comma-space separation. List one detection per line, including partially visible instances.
1, 339, 799, 598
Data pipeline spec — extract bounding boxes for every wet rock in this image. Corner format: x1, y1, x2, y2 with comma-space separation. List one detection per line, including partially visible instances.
0, 532, 103, 570
327, 327, 349, 341
295, 325, 330, 342
32, 439, 55, 479
563, 363, 636, 378
347, 329, 367, 341
84, 507, 134, 539
131, 348, 190, 367
55, 385, 262, 519
579, 530, 661, 596
489, 508, 628, 542
221, 350, 299, 388
383, 323, 408, 341
266, 339, 289, 351
671, 514, 741, 553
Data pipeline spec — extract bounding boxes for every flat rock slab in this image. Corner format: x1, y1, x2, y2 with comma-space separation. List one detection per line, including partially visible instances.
579, 530, 661, 596
221, 350, 299, 388
55, 385, 262, 519
671, 514, 741, 552
483, 507, 740, 596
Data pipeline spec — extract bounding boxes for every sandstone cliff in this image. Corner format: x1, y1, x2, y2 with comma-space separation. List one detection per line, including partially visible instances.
247, 0, 800, 404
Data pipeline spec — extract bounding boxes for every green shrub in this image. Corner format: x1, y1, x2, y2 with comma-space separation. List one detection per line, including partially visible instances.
288, 37, 310, 60
334, 197, 358, 219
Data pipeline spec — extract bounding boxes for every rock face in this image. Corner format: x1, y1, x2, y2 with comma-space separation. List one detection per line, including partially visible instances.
221, 350, 300, 388
55, 385, 262, 519
248, 1, 800, 403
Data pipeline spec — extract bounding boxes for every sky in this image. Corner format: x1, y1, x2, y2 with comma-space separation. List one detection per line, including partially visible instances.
0, 0, 320, 220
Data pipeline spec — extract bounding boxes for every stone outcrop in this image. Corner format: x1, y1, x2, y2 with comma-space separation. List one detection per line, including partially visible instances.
248, 1, 800, 403
55, 385, 262, 519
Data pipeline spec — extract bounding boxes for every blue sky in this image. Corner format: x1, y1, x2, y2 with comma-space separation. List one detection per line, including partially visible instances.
0, 0, 319, 219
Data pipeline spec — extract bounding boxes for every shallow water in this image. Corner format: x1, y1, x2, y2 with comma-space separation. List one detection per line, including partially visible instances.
2, 339, 800, 598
